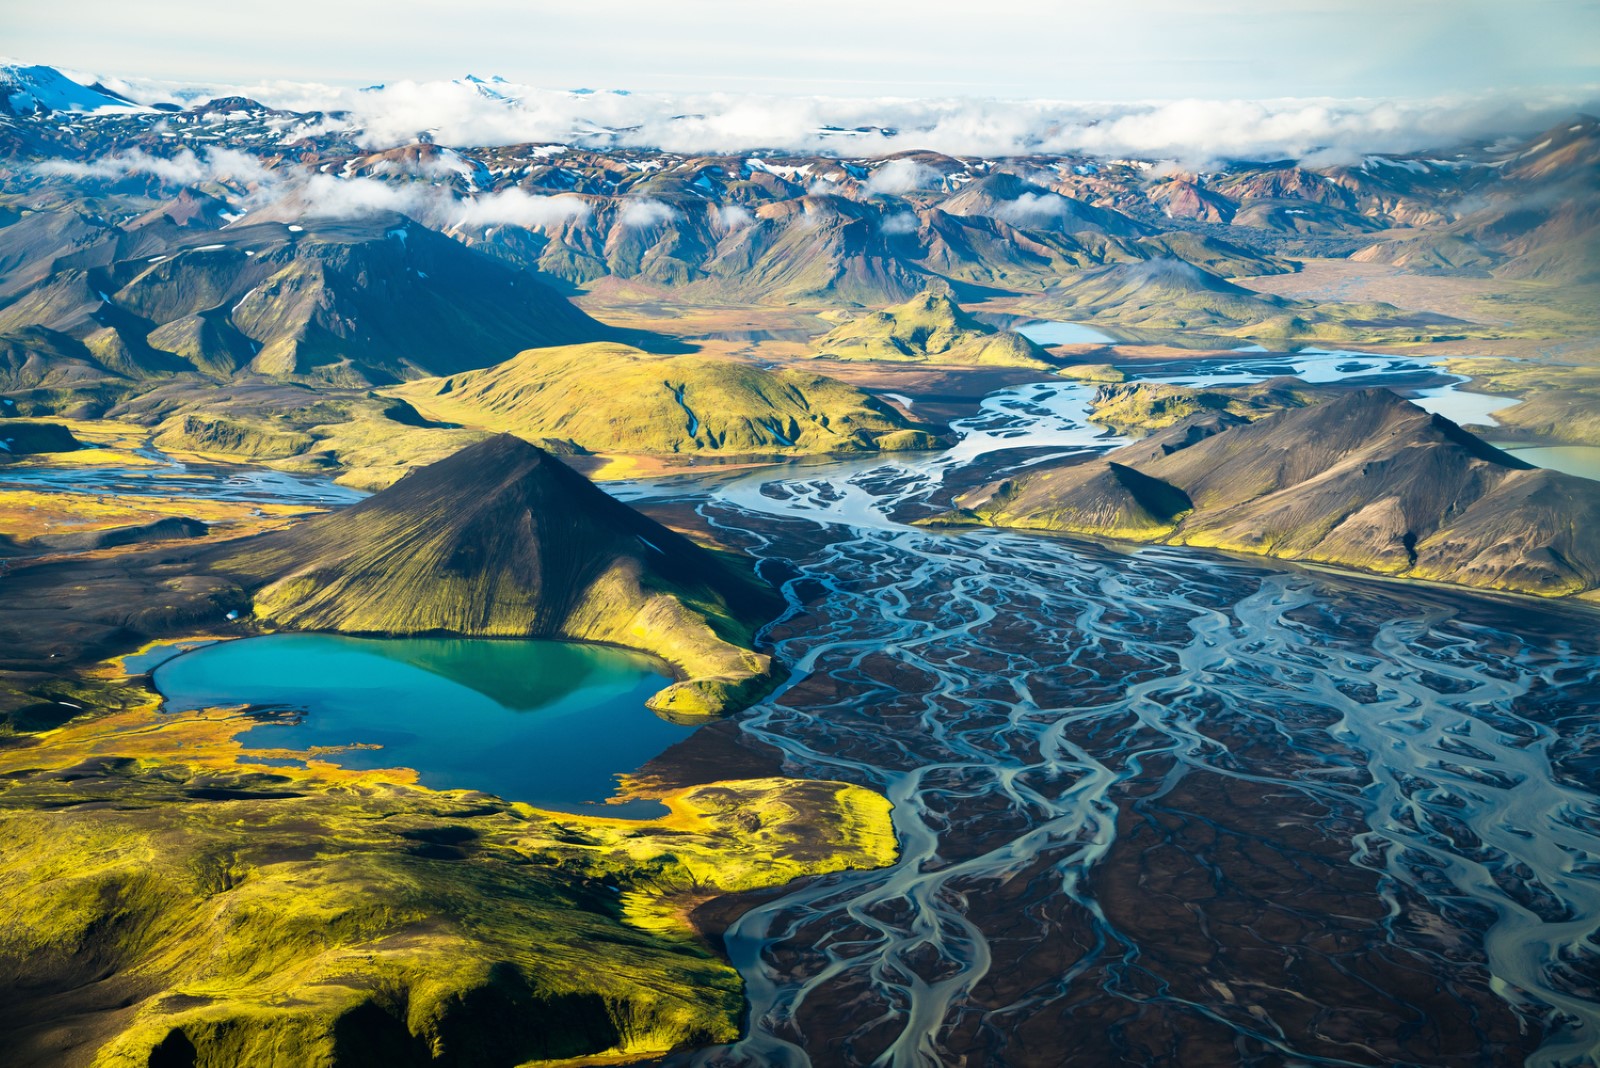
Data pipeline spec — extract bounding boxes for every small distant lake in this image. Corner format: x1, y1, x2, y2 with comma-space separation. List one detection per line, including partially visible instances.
1018, 321, 1119, 346
1490, 443, 1600, 482
1408, 382, 1521, 428
153, 634, 688, 817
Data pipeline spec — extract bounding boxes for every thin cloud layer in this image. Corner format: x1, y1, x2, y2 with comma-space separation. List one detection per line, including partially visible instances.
36, 146, 271, 185
32, 148, 593, 230
864, 159, 943, 194
991, 192, 1080, 227
99, 71, 1599, 163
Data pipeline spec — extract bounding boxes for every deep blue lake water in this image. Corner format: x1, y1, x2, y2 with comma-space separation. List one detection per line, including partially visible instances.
152, 634, 686, 817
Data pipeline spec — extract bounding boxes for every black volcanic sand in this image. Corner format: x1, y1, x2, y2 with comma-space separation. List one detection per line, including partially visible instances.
645, 478, 1600, 1067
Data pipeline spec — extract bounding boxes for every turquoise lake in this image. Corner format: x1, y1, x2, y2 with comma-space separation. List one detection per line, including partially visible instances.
152, 634, 687, 817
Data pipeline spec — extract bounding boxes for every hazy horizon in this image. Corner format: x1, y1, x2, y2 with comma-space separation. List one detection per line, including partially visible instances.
7, 0, 1598, 101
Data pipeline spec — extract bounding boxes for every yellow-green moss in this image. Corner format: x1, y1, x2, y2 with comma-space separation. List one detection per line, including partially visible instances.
0, 695, 898, 1068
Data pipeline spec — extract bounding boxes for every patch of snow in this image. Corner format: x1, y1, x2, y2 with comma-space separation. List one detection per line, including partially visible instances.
189, 243, 225, 251
287, 224, 304, 232
1364, 155, 1427, 174
747, 158, 812, 181
637, 536, 663, 554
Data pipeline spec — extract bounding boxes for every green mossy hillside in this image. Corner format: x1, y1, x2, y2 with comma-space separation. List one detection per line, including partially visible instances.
393, 342, 940, 456
811, 287, 1054, 368
1015, 259, 1475, 343
0, 418, 81, 455
1086, 378, 1321, 435
1439, 357, 1600, 445
0, 705, 895, 1068
153, 413, 317, 460
1056, 364, 1127, 383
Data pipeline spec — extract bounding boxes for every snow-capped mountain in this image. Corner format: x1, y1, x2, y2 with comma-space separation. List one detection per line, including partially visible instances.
0, 61, 153, 116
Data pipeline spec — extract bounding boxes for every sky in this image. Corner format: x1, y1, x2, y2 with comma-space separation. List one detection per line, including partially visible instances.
6, 0, 1598, 100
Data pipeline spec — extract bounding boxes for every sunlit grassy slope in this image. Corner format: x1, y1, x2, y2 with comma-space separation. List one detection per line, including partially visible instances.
810, 287, 1054, 367
0, 691, 895, 1068
394, 342, 941, 456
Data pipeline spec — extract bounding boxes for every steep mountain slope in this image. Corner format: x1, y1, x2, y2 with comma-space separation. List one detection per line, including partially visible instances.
0, 63, 151, 116
811, 287, 1053, 367
952, 390, 1600, 597
214, 435, 782, 716
393, 342, 940, 455
0, 210, 609, 387
940, 174, 1147, 237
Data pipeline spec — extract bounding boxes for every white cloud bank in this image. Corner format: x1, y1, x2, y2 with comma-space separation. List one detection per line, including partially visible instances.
98, 71, 1599, 164
36, 146, 270, 184
35, 146, 592, 229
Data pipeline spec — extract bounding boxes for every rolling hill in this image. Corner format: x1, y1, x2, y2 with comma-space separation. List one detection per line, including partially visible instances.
393, 342, 942, 455
1016, 259, 1470, 340
810, 286, 1053, 367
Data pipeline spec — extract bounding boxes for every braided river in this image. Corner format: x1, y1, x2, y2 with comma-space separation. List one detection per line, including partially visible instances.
619, 358, 1600, 1067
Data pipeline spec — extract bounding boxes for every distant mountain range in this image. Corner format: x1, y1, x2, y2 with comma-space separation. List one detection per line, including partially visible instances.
0, 210, 605, 391
2, 62, 1594, 323
0, 62, 1596, 472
